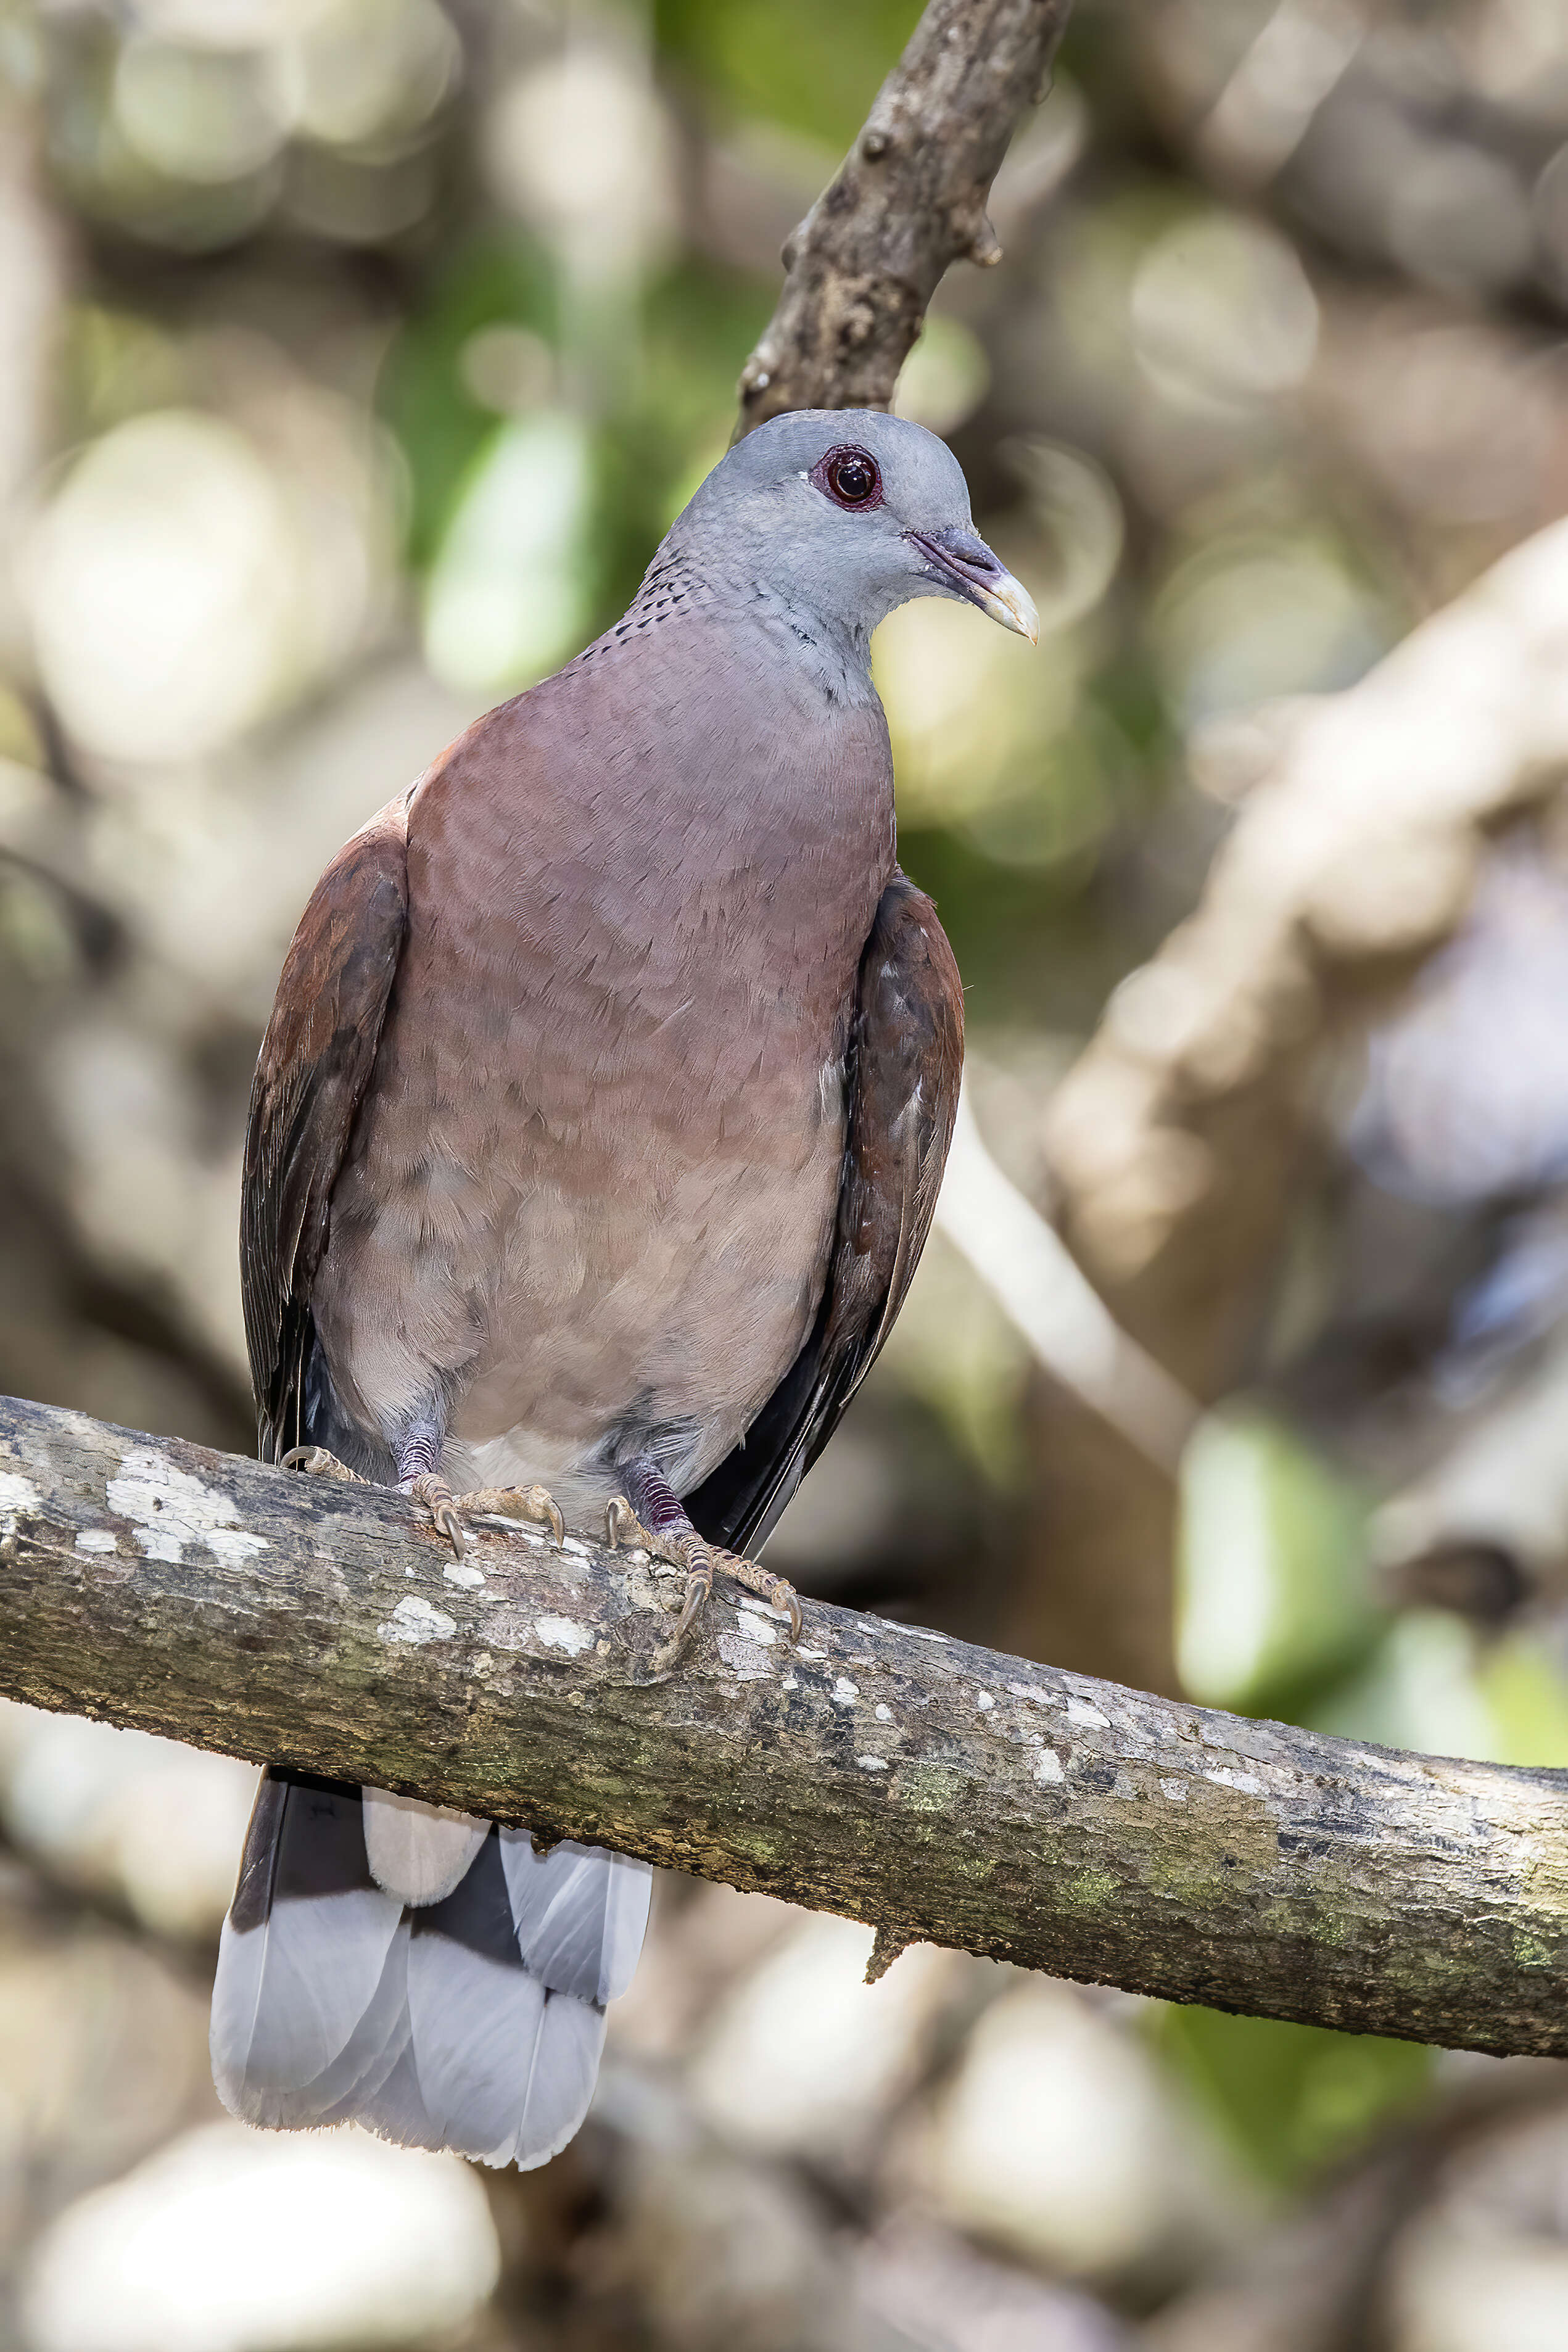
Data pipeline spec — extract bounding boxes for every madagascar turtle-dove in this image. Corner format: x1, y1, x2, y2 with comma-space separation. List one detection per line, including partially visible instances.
210, 409, 1036, 2168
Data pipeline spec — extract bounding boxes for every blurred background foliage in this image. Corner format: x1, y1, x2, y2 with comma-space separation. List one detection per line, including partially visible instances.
3, 0, 1568, 2345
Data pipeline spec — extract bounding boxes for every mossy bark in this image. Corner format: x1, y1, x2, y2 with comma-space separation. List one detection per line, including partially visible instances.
2, 1390, 1567, 2053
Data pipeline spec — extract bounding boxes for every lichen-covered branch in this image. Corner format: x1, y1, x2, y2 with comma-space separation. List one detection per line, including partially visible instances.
3, 1389, 1567, 2056
734, 0, 1073, 437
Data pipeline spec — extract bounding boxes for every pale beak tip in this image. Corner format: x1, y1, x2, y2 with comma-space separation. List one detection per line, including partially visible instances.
988, 576, 1039, 645
904, 527, 1039, 645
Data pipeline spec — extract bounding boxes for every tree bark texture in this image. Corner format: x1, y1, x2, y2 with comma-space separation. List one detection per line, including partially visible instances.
733, 0, 1073, 436
3, 1390, 1567, 2057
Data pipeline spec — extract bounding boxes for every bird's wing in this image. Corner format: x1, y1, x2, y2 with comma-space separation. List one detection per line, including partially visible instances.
686, 870, 964, 1556
241, 790, 412, 1460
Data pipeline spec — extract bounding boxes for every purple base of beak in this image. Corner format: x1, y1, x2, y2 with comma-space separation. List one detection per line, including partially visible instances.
904, 528, 1039, 643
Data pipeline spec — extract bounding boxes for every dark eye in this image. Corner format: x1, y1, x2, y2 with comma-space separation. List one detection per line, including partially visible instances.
813, 445, 883, 511
830, 452, 877, 503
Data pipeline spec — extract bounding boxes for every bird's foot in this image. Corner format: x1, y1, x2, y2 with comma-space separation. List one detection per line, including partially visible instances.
456, 1484, 566, 1543
713, 1544, 804, 1642
604, 1496, 651, 1553
281, 1446, 366, 1483
407, 1473, 465, 1558
605, 1495, 802, 1646
408, 1475, 566, 1561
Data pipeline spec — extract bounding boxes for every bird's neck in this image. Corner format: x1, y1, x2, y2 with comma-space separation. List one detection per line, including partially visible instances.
629, 548, 880, 714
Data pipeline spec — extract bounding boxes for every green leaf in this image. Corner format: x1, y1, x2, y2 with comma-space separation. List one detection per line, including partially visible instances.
379, 232, 558, 569
1153, 2005, 1434, 2189
423, 411, 596, 695
1176, 1407, 1382, 1713
654, 0, 922, 147
1478, 1632, 1568, 1767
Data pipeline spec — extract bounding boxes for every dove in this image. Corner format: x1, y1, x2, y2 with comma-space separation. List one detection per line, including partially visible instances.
212, 408, 1036, 2166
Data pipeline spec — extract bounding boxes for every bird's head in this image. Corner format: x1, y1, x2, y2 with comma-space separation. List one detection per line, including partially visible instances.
674, 408, 1038, 648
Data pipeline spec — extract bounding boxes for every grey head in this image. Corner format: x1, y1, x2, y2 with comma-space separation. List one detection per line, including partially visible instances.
666, 408, 1038, 651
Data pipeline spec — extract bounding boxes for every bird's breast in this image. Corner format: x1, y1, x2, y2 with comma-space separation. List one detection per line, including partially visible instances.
313, 661, 895, 1492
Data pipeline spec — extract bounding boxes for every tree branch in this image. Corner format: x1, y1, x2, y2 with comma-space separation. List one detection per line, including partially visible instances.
733, 0, 1073, 437
4, 1388, 1567, 2055
1046, 521, 1568, 1396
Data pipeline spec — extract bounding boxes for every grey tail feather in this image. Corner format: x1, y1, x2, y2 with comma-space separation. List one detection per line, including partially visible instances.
210, 1771, 653, 2168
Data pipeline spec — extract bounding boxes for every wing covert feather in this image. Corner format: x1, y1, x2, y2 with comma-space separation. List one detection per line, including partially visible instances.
241, 793, 411, 1458
687, 870, 963, 1555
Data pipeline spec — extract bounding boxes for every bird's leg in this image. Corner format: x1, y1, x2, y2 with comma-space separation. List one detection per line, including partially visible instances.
606, 1459, 802, 1646
393, 1428, 461, 1555
395, 1430, 564, 1561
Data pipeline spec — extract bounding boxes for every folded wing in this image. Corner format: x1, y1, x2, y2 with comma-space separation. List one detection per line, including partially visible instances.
686, 870, 964, 1553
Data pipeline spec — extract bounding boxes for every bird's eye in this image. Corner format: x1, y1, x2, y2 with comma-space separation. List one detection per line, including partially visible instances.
830, 453, 877, 503
814, 446, 883, 511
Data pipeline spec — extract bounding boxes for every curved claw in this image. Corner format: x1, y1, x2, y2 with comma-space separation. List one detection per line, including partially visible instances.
722, 1552, 803, 1643
497, 1483, 564, 1545
280, 1445, 363, 1483
452, 1483, 563, 1545
676, 1548, 715, 1640
605, 1496, 651, 1552
409, 1474, 465, 1560
750, 1566, 803, 1641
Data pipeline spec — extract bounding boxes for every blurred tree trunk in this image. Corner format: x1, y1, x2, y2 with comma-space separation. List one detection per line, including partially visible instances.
0, 71, 62, 661
1009, 1376, 1181, 1695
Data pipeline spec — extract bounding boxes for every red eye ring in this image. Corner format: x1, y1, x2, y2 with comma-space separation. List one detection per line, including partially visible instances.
811, 445, 883, 511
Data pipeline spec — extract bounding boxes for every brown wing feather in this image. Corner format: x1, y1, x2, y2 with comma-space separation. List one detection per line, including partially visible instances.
241, 792, 411, 1460
686, 870, 963, 1554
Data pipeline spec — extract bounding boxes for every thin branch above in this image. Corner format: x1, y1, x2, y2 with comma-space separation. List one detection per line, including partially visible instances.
734, 0, 1073, 436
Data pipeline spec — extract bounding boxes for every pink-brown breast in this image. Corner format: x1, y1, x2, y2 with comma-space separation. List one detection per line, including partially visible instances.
310, 609, 896, 1511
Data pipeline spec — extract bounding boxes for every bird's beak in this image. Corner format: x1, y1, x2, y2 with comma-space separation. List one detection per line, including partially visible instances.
904, 526, 1039, 644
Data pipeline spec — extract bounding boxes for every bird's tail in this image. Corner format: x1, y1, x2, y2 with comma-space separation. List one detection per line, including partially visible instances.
210, 1770, 651, 2168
